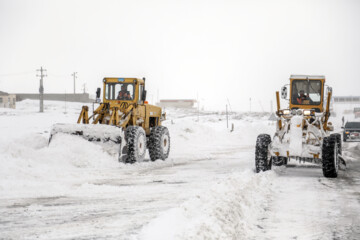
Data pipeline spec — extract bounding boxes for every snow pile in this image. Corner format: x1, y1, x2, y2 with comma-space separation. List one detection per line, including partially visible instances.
164, 109, 273, 163
138, 170, 276, 240
0, 133, 119, 198
0, 101, 272, 199
343, 142, 360, 162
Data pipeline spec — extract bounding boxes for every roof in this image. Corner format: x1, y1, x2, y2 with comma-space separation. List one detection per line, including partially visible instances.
0, 91, 9, 96
290, 75, 325, 80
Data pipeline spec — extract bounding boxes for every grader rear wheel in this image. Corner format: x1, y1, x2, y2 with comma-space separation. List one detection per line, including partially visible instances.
149, 126, 170, 161
125, 126, 147, 163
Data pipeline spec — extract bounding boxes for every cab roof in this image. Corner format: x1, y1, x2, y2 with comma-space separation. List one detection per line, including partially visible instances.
103, 77, 145, 84
290, 75, 325, 80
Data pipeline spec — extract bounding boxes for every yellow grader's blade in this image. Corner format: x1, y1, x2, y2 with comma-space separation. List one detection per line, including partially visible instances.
49, 123, 126, 160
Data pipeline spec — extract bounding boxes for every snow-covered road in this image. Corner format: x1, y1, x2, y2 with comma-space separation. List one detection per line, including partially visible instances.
258, 142, 360, 240
0, 100, 359, 239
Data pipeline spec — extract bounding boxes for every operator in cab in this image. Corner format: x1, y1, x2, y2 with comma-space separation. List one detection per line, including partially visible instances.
117, 85, 131, 100
297, 90, 308, 104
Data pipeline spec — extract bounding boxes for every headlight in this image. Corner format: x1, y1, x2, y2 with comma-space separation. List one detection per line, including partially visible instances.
303, 110, 311, 116
303, 109, 315, 116
283, 109, 291, 115
297, 109, 303, 115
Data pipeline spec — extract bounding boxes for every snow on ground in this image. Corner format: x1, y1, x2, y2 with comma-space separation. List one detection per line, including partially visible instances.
138, 170, 276, 240
0, 100, 359, 239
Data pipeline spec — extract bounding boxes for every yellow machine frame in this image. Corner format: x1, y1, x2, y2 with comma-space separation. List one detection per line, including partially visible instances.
77, 78, 163, 135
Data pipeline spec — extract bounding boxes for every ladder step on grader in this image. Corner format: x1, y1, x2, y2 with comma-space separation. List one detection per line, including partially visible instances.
49, 77, 170, 163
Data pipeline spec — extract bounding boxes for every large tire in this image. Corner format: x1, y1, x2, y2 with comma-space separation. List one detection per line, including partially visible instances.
255, 134, 272, 173
149, 126, 170, 161
333, 133, 342, 155
125, 126, 147, 163
322, 134, 339, 178
272, 156, 288, 166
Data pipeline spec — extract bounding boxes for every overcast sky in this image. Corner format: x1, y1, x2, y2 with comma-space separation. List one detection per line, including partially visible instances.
0, 0, 359, 111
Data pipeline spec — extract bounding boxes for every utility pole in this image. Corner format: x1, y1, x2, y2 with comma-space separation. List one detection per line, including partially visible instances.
226, 104, 229, 128
82, 83, 87, 94
226, 98, 232, 113
64, 89, 67, 114
36, 66, 47, 112
197, 92, 200, 121
72, 72, 77, 94
249, 98, 252, 112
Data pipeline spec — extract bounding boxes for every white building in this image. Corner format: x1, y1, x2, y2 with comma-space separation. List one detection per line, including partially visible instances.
157, 99, 196, 109
0, 91, 16, 109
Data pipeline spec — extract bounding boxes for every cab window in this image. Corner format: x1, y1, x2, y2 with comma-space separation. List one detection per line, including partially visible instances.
138, 85, 144, 104
291, 80, 322, 105
105, 83, 134, 100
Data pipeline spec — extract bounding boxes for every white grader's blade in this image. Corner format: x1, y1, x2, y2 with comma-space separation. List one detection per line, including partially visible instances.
338, 154, 347, 170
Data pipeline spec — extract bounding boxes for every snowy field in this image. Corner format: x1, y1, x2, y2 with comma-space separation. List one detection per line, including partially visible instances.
0, 100, 359, 239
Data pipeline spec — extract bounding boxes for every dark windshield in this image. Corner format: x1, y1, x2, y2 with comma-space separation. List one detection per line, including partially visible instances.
105, 83, 134, 100
345, 122, 360, 128
291, 80, 322, 105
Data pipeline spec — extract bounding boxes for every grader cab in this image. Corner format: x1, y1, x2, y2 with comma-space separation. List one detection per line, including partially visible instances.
50, 77, 170, 163
255, 75, 345, 178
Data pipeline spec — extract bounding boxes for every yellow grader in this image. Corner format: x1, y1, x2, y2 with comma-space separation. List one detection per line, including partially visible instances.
255, 75, 345, 178
50, 77, 170, 163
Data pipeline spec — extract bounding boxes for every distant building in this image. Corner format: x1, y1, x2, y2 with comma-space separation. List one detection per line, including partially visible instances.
0, 91, 16, 109
15, 93, 93, 103
157, 99, 196, 108
333, 96, 360, 103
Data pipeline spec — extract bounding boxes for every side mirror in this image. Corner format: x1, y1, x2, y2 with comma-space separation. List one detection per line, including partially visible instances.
326, 86, 333, 94
142, 90, 147, 101
281, 86, 287, 99
96, 88, 101, 99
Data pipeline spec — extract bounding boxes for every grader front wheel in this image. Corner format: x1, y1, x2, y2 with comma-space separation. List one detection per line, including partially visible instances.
255, 134, 272, 173
322, 134, 339, 178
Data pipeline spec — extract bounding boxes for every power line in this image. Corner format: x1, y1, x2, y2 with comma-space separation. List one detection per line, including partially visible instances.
0, 71, 34, 77
49, 73, 68, 78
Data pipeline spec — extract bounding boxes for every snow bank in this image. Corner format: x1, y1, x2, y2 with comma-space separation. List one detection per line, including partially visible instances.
0, 133, 119, 198
0, 101, 275, 199
138, 170, 276, 240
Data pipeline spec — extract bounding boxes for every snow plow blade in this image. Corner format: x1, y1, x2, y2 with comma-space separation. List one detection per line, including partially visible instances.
49, 123, 126, 160
338, 154, 347, 170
